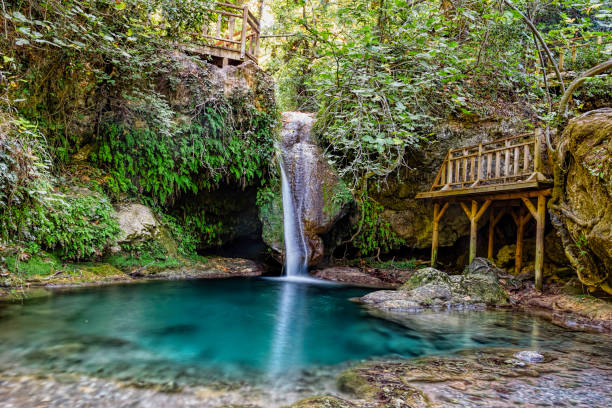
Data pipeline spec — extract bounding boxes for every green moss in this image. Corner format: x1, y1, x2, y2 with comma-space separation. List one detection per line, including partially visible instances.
287, 396, 356, 408
3, 253, 61, 278
400, 267, 451, 291
337, 368, 377, 399
105, 255, 184, 272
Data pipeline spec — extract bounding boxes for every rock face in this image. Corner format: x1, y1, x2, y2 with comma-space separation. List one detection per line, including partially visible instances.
551, 108, 612, 293
260, 112, 352, 266
361, 259, 508, 312
311, 266, 413, 288
115, 203, 178, 256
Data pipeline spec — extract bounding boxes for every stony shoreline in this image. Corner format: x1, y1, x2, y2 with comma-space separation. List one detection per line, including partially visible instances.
1, 344, 610, 408
0, 256, 265, 302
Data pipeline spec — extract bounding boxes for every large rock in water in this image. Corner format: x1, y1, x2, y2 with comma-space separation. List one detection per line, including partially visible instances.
260, 112, 352, 266
551, 108, 612, 293
361, 259, 508, 312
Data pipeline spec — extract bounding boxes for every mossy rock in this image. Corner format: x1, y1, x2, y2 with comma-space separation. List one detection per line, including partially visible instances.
457, 274, 508, 305
337, 368, 377, 399
400, 267, 450, 291
286, 396, 356, 408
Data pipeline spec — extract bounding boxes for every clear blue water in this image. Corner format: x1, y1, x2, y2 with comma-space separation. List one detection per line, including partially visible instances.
0, 278, 590, 387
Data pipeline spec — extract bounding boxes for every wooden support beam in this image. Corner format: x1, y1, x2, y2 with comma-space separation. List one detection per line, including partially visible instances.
460, 202, 471, 219
488, 208, 495, 259
431, 203, 440, 267
430, 202, 450, 267
515, 207, 526, 274
469, 200, 478, 263
488, 207, 507, 259
475, 199, 492, 222
521, 197, 537, 219
535, 194, 546, 291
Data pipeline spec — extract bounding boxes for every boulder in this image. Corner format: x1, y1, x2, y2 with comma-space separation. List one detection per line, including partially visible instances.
551, 108, 612, 293
310, 267, 396, 288
400, 267, 451, 291
115, 203, 178, 256
362, 259, 508, 313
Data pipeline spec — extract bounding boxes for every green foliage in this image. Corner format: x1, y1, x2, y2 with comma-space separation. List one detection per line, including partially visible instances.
105, 253, 183, 271
368, 258, 418, 270
1, 114, 120, 260
352, 194, 404, 256
95, 92, 278, 206
19, 192, 120, 260
3, 252, 62, 278
160, 213, 199, 256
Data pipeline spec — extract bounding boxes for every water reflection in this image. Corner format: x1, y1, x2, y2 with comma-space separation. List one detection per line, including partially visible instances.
268, 281, 307, 375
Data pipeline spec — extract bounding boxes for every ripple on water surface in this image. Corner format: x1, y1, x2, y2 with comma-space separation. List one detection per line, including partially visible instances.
0, 278, 604, 389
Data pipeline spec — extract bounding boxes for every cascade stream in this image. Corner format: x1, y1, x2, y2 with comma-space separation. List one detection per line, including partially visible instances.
279, 112, 317, 277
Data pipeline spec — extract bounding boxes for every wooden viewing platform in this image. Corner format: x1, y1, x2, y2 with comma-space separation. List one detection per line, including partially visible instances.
179, 2, 261, 67
416, 130, 553, 290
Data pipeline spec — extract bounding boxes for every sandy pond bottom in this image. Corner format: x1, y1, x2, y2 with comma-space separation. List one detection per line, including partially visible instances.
0, 278, 610, 407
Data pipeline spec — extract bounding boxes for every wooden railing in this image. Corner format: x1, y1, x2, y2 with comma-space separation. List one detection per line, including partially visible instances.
199, 2, 260, 62
429, 132, 548, 192
537, 33, 611, 73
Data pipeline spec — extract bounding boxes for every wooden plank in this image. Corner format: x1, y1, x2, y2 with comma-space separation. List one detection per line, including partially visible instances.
486, 153, 492, 179
495, 151, 501, 178
523, 144, 529, 172
455, 159, 461, 183
504, 140, 510, 177
514, 147, 520, 175
415, 181, 552, 200
463, 150, 468, 182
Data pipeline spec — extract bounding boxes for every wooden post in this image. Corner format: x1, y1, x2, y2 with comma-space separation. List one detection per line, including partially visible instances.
488, 208, 495, 259
432, 202, 440, 267
470, 200, 478, 263
558, 49, 564, 71
461, 200, 491, 264
535, 194, 546, 291
240, 6, 248, 59
431, 202, 449, 267
216, 14, 222, 37
515, 207, 526, 274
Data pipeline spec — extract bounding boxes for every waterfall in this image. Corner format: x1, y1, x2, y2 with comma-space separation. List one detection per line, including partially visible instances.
280, 163, 307, 277
279, 112, 315, 277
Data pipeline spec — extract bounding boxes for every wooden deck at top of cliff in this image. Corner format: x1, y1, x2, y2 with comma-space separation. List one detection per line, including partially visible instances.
416, 129, 553, 291
179, 2, 261, 67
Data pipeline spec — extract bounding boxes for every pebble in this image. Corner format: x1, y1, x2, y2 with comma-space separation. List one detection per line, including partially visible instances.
514, 351, 544, 363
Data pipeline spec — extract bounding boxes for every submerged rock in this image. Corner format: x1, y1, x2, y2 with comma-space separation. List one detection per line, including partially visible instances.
287, 396, 356, 408
361, 258, 508, 313
514, 350, 544, 363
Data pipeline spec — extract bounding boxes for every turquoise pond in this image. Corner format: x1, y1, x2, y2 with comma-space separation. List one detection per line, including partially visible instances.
0, 278, 594, 386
